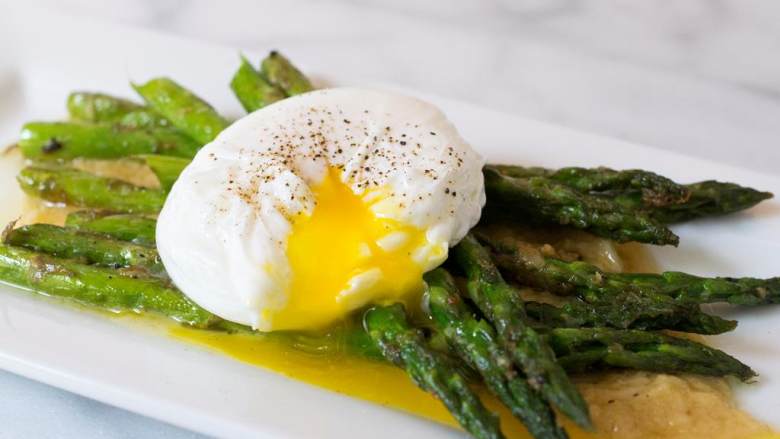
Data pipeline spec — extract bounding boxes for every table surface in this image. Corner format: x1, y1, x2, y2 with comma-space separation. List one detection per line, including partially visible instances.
2, 0, 779, 437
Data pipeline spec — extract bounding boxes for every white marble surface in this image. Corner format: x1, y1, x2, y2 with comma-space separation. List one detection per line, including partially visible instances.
2, 0, 780, 437
19, 0, 780, 176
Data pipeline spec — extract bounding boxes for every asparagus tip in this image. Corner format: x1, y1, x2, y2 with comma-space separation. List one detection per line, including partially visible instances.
1, 219, 18, 242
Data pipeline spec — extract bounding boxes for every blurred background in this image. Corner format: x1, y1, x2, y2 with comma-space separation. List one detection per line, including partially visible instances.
2, 0, 780, 437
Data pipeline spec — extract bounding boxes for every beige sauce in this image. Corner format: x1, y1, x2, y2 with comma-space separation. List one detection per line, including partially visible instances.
71, 158, 160, 188
16, 197, 74, 227
577, 372, 771, 439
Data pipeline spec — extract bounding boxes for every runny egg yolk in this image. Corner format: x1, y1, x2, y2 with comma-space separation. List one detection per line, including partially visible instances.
271, 168, 440, 330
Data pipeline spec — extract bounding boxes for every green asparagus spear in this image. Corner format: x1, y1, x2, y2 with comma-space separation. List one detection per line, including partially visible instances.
231, 56, 286, 112
547, 328, 756, 381
67, 92, 144, 122
19, 122, 200, 160
524, 298, 735, 335
65, 211, 156, 247
483, 167, 678, 246
425, 268, 566, 439
134, 154, 190, 191
453, 234, 592, 430
491, 165, 689, 207
67, 92, 173, 129
614, 271, 780, 306
364, 304, 503, 439
17, 166, 166, 214
19, 121, 126, 158
489, 165, 772, 224
645, 180, 773, 223
480, 232, 780, 306
132, 77, 229, 145
260, 51, 314, 96
0, 243, 214, 327
4, 223, 163, 275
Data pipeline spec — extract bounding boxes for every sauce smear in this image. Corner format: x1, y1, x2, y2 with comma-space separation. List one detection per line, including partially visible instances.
172, 327, 597, 439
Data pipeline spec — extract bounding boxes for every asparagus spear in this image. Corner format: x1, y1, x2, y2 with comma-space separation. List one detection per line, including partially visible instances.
490, 165, 772, 223
483, 167, 678, 246
67, 92, 144, 123
480, 232, 780, 306
0, 243, 214, 327
645, 180, 773, 223
364, 303, 503, 439
614, 271, 780, 306
133, 154, 190, 191
231, 56, 286, 112
524, 298, 735, 335
547, 328, 756, 381
133, 77, 229, 145
65, 211, 156, 247
19, 122, 200, 160
4, 223, 163, 275
260, 51, 314, 96
452, 234, 592, 430
491, 165, 689, 207
67, 92, 175, 129
17, 166, 166, 214
425, 268, 567, 439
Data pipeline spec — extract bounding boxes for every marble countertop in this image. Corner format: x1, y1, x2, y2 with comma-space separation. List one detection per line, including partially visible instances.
3, 0, 779, 437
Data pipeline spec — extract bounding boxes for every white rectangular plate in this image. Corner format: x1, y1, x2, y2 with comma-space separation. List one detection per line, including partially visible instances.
0, 4, 778, 437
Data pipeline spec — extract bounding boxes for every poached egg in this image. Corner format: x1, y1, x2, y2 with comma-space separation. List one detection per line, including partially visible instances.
156, 88, 485, 331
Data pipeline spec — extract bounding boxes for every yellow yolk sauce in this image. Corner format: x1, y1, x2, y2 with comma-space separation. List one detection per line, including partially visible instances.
273, 168, 435, 330
171, 326, 596, 439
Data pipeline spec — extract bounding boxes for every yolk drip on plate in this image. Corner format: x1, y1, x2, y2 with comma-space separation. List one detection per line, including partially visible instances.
171, 327, 596, 439
272, 167, 439, 330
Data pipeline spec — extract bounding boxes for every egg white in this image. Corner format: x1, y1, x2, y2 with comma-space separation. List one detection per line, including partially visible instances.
156, 88, 485, 330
